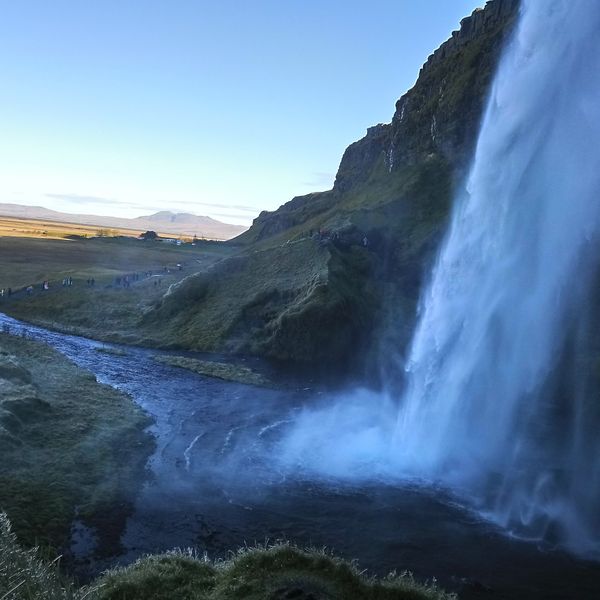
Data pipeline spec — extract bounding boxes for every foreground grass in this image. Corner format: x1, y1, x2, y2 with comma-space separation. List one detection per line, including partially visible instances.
0, 514, 93, 600
0, 517, 454, 600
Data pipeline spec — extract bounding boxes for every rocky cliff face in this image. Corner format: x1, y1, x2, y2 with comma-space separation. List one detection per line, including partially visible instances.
243, 0, 519, 247
334, 0, 519, 194
150, 0, 520, 373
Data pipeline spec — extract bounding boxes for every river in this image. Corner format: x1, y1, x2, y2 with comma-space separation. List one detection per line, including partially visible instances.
1, 312, 599, 599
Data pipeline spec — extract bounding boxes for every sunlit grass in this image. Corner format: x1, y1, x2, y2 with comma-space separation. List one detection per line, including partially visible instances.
0, 513, 96, 600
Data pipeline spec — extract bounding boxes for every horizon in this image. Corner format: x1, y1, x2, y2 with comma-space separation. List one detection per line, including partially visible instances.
0, 200, 251, 227
1, 1, 483, 226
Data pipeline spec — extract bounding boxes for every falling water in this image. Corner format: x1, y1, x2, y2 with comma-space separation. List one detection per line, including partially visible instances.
395, 0, 600, 556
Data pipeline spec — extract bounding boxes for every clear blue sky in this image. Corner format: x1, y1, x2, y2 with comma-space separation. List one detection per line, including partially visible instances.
0, 0, 482, 226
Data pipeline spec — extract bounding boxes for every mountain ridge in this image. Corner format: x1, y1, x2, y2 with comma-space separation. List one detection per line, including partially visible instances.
0, 203, 247, 240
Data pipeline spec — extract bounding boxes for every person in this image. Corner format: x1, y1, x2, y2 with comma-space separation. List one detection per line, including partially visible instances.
8, 288, 11, 297
362, 235, 369, 247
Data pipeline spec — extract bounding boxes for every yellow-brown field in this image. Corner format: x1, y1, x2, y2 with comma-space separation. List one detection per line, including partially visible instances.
0, 215, 191, 241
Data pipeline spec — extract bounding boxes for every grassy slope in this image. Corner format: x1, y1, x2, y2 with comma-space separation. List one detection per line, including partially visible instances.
1, 237, 233, 344
0, 333, 153, 555
144, 236, 376, 365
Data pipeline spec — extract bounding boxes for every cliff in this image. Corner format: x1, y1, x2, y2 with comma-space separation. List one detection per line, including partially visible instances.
144, 0, 520, 374
247, 0, 519, 240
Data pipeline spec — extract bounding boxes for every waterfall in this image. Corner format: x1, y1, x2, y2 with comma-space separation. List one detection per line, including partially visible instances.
395, 0, 600, 556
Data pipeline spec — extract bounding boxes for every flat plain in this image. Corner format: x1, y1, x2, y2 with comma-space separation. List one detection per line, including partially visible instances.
0, 227, 232, 290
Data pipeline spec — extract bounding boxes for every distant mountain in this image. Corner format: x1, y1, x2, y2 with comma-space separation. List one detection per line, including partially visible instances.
0, 204, 248, 240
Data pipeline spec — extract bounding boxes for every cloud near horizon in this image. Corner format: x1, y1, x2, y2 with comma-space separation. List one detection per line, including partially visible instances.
46, 193, 132, 207
45, 193, 263, 219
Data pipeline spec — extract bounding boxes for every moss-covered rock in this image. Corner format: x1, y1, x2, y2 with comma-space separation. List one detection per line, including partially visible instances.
153, 355, 271, 387
0, 334, 153, 556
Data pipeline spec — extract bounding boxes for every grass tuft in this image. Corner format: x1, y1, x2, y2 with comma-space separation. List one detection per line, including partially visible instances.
1, 516, 455, 600
0, 513, 97, 600
96, 542, 455, 600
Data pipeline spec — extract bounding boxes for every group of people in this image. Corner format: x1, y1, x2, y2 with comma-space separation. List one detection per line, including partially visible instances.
2, 278, 69, 299
3, 263, 185, 301
114, 266, 182, 289
306, 228, 369, 248
114, 272, 144, 288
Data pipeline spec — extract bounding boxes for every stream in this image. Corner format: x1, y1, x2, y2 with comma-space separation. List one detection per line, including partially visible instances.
2, 312, 599, 599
